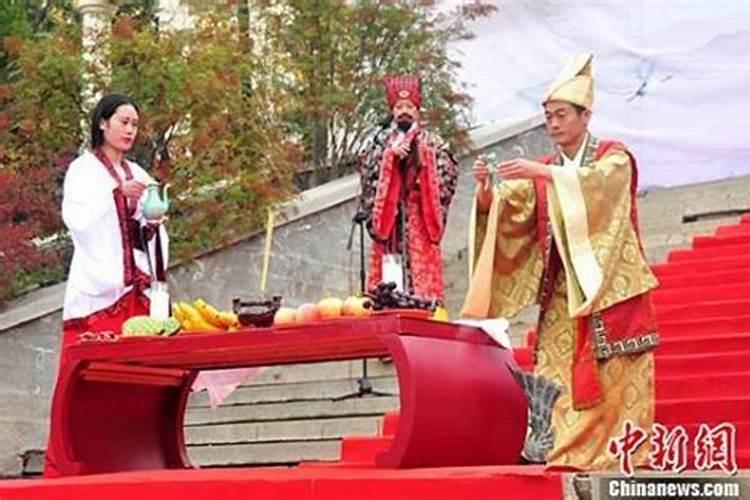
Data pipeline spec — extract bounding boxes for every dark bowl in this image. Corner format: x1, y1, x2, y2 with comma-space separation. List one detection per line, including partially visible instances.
232, 296, 282, 328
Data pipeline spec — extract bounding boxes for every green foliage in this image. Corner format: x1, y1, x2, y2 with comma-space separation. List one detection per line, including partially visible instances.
257, 0, 497, 180
0, 10, 296, 304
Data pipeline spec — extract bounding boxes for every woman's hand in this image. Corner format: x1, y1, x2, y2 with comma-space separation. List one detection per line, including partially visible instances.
121, 179, 146, 201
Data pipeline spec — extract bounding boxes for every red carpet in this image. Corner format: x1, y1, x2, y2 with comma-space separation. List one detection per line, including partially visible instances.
0, 466, 562, 500
649, 215, 750, 466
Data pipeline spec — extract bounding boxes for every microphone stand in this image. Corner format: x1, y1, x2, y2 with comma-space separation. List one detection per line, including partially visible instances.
334, 128, 395, 401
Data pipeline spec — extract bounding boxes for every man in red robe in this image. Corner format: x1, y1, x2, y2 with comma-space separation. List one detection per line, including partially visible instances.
358, 75, 459, 301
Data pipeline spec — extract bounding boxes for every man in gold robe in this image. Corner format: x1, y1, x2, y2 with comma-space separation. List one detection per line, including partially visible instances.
462, 54, 660, 470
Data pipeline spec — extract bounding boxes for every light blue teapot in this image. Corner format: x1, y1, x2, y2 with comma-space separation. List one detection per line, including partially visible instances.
142, 183, 169, 222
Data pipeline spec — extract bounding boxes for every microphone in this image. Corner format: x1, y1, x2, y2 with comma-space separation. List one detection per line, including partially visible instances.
378, 113, 393, 129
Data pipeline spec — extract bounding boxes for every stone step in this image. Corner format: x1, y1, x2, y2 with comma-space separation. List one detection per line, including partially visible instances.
645, 244, 679, 264
186, 415, 383, 445
185, 395, 399, 426
639, 217, 737, 235
189, 376, 399, 408
640, 218, 730, 236
234, 360, 396, 387
638, 189, 750, 209
187, 439, 341, 466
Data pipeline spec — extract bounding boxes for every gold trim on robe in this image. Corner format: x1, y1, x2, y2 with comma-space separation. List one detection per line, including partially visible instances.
462, 180, 543, 319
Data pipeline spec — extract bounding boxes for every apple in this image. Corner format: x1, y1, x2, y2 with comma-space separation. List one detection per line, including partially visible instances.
342, 295, 372, 317
318, 297, 344, 319
273, 306, 297, 326
296, 303, 321, 323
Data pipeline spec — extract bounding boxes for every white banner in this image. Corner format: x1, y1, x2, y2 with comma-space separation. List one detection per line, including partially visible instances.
448, 0, 750, 187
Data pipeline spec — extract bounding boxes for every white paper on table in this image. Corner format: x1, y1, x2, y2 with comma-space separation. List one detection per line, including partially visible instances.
147, 282, 170, 320
382, 254, 404, 292
452, 317, 512, 350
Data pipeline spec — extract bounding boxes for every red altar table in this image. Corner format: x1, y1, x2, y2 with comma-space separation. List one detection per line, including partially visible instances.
46, 316, 528, 476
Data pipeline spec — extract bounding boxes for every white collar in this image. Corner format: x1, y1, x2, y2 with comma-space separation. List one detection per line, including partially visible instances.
560, 133, 589, 168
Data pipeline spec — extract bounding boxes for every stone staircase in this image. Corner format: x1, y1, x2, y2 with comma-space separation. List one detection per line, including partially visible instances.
185, 361, 399, 467
184, 174, 750, 468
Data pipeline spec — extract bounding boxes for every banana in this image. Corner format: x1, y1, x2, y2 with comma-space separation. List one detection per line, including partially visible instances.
178, 302, 218, 331
194, 298, 226, 328
216, 311, 239, 329
172, 302, 186, 323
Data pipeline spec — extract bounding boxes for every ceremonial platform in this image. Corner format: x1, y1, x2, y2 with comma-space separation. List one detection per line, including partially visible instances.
1, 214, 748, 499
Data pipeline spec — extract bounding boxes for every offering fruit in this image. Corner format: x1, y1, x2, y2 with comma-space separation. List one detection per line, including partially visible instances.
317, 297, 344, 319
296, 303, 321, 323
273, 307, 297, 326
172, 299, 238, 334
122, 315, 181, 337
342, 295, 372, 317
161, 317, 182, 336
366, 282, 438, 312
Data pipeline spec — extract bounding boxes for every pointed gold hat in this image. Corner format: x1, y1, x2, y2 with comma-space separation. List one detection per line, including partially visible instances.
543, 54, 594, 110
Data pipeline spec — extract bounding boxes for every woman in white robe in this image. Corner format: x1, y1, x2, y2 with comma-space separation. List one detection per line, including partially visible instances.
60, 93, 168, 346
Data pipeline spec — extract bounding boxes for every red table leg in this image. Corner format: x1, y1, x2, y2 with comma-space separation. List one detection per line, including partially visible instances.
45, 360, 195, 476
377, 335, 528, 468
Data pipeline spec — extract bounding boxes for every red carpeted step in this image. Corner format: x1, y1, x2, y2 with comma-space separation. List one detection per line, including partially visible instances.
742, 213, 750, 224
641, 422, 750, 470
655, 269, 750, 289
656, 372, 750, 399
651, 256, 750, 277
681, 422, 750, 454
382, 412, 400, 437
716, 224, 750, 237
655, 332, 750, 356
656, 396, 750, 425
657, 316, 750, 337
653, 285, 750, 307
683, 421, 750, 440
656, 300, 750, 321
668, 243, 750, 262
655, 350, 750, 375
693, 234, 750, 249
739, 450, 750, 469
339, 436, 392, 464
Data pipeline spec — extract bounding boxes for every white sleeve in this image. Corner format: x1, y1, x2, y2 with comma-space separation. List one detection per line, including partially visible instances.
62, 161, 116, 234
